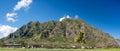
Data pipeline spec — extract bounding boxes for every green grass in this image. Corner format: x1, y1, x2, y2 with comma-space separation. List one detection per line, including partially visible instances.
0, 48, 120, 51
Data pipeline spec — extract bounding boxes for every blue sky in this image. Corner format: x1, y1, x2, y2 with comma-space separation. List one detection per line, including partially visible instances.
0, 0, 120, 39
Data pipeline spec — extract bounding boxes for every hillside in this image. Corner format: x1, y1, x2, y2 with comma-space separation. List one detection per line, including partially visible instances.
1, 18, 119, 48
116, 39, 120, 45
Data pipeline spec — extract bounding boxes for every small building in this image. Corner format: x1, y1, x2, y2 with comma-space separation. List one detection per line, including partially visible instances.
4, 44, 22, 48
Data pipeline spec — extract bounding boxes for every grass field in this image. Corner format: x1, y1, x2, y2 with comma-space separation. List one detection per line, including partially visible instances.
0, 48, 120, 51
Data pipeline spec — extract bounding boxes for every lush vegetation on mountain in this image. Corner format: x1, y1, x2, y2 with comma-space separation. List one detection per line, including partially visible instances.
0, 18, 119, 48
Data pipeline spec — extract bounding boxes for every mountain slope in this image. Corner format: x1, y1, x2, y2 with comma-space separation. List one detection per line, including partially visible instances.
116, 39, 120, 46
3, 18, 119, 48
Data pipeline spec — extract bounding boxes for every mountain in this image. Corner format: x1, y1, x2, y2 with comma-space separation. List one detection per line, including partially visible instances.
116, 39, 120, 45
1, 18, 119, 48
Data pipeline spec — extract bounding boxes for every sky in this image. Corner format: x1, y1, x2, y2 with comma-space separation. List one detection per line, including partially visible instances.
0, 0, 120, 39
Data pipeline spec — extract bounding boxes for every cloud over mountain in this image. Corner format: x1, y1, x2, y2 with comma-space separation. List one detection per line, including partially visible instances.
59, 15, 70, 22
0, 25, 18, 38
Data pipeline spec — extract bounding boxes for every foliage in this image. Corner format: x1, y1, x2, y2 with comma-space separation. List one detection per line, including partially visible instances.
74, 32, 84, 43
1, 48, 120, 51
1, 18, 119, 48
0, 39, 4, 47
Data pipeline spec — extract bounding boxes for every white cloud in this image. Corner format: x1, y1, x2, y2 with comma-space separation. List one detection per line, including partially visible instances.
6, 0, 33, 22
75, 15, 78, 19
59, 15, 71, 22
6, 13, 17, 17
59, 17, 66, 22
14, 0, 33, 11
6, 13, 17, 22
66, 15, 70, 18
0, 25, 18, 38
7, 17, 16, 22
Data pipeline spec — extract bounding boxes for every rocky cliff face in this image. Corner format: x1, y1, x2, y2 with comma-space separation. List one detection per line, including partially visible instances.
4, 18, 119, 48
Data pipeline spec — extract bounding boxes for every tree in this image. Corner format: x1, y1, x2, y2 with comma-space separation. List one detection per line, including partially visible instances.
74, 32, 84, 43
0, 39, 4, 47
